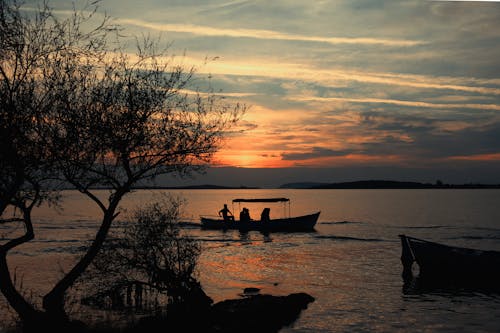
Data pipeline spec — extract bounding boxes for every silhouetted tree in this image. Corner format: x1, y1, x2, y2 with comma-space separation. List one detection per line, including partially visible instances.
0, 0, 242, 330
1, 0, 112, 330
80, 197, 211, 313
0, 0, 110, 215
40, 36, 242, 322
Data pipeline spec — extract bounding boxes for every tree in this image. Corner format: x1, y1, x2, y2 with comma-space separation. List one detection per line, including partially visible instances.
80, 197, 211, 313
41, 35, 243, 322
0, 0, 110, 215
0, 0, 243, 330
1, 0, 113, 329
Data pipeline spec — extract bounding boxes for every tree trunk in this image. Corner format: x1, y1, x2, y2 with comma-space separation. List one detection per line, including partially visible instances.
0, 252, 41, 323
0, 205, 38, 322
0, 252, 81, 332
42, 197, 122, 316
0, 205, 72, 332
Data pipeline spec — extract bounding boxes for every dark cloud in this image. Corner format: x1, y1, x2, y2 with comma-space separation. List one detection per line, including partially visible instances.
281, 147, 354, 160
357, 112, 500, 159
414, 122, 500, 158
239, 120, 259, 131
303, 127, 320, 132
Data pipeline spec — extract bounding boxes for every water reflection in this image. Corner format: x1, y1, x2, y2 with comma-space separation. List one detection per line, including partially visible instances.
403, 274, 500, 297
3, 189, 500, 332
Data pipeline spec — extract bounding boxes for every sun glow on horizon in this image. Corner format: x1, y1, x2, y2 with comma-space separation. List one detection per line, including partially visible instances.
214, 149, 288, 168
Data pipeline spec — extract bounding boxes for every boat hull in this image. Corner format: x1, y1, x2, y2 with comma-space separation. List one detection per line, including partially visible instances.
201, 212, 320, 232
399, 234, 500, 287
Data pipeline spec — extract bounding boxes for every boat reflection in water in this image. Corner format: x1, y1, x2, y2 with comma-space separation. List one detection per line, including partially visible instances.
399, 234, 500, 294
200, 197, 320, 232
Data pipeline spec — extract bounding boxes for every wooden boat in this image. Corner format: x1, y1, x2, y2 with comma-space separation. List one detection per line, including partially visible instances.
399, 234, 500, 287
200, 198, 320, 232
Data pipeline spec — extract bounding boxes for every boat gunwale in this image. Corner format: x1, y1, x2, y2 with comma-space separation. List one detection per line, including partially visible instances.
399, 234, 500, 255
200, 211, 320, 222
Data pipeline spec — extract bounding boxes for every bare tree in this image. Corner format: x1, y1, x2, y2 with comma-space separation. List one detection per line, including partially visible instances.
0, 0, 110, 214
81, 197, 211, 313
41, 36, 243, 320
1, 0, 113, 329
0, 0, 243, 330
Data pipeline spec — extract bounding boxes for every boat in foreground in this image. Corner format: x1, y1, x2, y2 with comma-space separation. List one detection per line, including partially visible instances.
399, 234, 500, 287
201, 198, 320, 232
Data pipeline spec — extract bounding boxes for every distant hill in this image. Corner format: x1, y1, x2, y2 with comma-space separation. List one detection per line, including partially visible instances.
280, 180, 500, 189
315, 180, 433, 189
132, 184, 260, 190
279, 182, 328, 189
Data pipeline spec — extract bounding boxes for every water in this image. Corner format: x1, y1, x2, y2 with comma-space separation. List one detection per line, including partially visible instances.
2, 189, 500, 332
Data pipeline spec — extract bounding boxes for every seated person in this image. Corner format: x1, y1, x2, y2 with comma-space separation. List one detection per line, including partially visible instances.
239, 207, 251, 222
260, 207, 270, 223
219, 204, 234, 222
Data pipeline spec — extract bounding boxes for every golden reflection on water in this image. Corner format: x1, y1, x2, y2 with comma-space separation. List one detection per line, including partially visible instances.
3, 189, 500, 332
197, 233, 335, 302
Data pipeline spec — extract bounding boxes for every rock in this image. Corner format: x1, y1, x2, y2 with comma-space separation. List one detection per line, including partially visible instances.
90, 292, 314, 333
209, 293, 315, 333
243, 287, 260, 295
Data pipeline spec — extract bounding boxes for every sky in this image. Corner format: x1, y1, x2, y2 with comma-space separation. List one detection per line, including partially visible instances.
32, 0, 500, 186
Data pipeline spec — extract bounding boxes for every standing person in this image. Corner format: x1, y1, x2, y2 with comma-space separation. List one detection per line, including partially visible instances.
219, 204, 234, 222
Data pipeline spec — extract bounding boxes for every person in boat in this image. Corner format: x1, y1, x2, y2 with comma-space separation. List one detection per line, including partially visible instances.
239, 207, 251, 223
219, 204, 234, 222
260, 207, 270, 223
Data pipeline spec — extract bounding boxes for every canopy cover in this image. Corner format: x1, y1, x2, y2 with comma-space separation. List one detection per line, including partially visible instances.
232, 198, 290, 203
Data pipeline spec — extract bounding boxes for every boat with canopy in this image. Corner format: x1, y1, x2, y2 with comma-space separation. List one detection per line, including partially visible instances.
200, 198, 319, 232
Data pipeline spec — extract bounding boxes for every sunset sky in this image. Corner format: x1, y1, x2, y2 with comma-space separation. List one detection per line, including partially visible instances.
32, 0, 500, 186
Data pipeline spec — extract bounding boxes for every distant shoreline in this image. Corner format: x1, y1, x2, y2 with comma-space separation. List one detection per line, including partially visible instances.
136, 180, 500, 190
279, 180, 500, 189
57, 180, 500, 190
132, 185, 260, 190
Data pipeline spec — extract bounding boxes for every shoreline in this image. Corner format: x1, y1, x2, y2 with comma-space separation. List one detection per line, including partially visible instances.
1, 292, 314, 333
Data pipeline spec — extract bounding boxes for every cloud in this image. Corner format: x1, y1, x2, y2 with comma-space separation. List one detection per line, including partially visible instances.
281, 147, 354, 160
449, 152, 500, 161
357, 111, 500, 159
30, 0, 500, 178
115, 19, 426, 47
178, 89, 258, 98
289, 96, 500, 111
182, 57, 500, 96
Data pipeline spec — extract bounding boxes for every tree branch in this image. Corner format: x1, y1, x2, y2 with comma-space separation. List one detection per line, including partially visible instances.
0, 205, 39, 321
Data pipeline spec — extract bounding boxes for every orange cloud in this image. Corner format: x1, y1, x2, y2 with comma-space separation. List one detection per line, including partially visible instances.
449, 153, 500, 161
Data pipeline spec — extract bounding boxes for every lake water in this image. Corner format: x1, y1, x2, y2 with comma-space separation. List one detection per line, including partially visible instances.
2, 189, 500, 332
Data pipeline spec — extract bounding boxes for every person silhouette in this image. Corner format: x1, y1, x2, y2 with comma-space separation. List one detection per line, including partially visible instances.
240, 207, 251, 223
219, 204, 234, 222
260, 207, 270, 223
